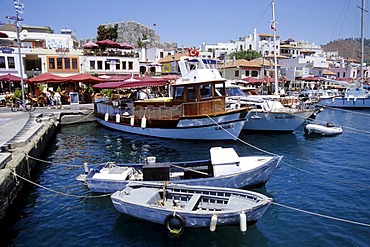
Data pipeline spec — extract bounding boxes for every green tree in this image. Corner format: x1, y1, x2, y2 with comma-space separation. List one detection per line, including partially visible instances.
97, 24, 118, 41
229, 50, 262, 60
137, 34, 148, 49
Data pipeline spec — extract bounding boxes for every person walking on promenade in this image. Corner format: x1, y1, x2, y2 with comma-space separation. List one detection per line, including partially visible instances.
54, 91, 62, 109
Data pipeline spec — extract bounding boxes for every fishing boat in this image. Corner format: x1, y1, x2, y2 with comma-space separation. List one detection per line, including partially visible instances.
111, 181, 272, 234
77, 146, 283, 193
94, 55, 248, 140
304, 122, 343, 136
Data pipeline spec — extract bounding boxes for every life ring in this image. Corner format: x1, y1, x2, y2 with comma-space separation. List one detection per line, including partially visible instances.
188, 48, 199, 57
347, 78, 354, 83
164, 213, 185, 234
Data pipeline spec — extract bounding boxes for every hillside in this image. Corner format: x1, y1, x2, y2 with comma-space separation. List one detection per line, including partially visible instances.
322, 38, 370, 63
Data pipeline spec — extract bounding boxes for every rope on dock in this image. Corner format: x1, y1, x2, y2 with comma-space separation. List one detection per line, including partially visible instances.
10, 170, 111, 199
271, 201, 370, 228
26, 154, 84, 168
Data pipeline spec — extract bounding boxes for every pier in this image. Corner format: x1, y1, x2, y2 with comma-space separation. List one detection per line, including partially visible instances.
0, 104, 94, 221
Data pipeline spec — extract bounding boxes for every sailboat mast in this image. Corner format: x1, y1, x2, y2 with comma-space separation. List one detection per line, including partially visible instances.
271, 0, 279, 95
359, 0, 365, 80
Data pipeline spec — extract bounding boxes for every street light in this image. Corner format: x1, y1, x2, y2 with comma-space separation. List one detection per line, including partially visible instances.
8, 0, 25, 107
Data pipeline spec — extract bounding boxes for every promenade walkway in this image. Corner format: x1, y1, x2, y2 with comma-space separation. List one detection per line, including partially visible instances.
0, 104, 94, 168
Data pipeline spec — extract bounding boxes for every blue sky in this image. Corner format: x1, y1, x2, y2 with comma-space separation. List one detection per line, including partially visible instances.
0, 0, 368, 46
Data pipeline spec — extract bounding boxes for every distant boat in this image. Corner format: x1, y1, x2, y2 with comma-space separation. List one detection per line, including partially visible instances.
94, 56, 248, 140
220, 81, 317, 131
319, 0, 370, 109
77, 147, 283, 193
304, 122, 343, 136
111, 181, 272, 234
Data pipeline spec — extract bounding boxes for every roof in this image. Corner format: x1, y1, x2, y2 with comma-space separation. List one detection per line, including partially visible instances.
158, 54, 188, 63
222, 57, 279, 69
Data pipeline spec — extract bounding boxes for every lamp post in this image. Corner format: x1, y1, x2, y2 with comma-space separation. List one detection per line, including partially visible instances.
9, 0, 25, 107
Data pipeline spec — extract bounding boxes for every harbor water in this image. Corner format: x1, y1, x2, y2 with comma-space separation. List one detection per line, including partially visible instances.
1, 108, 370, 246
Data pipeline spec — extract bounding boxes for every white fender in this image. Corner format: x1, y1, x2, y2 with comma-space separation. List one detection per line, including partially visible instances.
239, 211, 247, 232
141, 116, 147, 128
130, 116, 135, 126
104, 113, 109, 121
210, 214, 217, 232
116, 114, 120, 123
262, 101, 271, 112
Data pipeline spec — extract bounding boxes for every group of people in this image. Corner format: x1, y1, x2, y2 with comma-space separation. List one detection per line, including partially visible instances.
45, 90, 63, 109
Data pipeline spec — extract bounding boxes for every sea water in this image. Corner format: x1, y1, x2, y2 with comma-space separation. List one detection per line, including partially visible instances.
2, 108, 370, 246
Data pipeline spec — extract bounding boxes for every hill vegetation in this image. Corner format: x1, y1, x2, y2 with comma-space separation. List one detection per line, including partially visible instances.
322, 38, 370, 64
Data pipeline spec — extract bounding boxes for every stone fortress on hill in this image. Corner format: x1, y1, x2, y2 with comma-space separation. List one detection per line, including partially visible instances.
81, 21, 177, 50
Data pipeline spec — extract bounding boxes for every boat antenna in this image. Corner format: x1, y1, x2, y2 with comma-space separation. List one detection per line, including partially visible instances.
358, 0, 367, 82
271, 0, 279, 95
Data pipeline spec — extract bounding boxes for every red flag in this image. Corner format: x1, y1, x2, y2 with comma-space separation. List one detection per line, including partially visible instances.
270, 24, 276, 31
153, 23, 157, 26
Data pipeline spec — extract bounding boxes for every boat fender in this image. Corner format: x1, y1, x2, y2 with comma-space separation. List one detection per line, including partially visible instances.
104, 113, 109, 122
130, 116, 135, 126
116, 114, 120, 123
210, 214, 217, 232
164, 213, 185, 234
141, 116, 147, 128
262, 101, 271, 112
83, 162, 89, 174
239, 211, 247, 233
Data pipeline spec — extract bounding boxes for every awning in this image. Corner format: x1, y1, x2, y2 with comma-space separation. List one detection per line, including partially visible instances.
64, 73, 104, 83
82, 41, 99, 49
26, 72, 69, 83
93, 77, 168, 89
0, 73, 23, 82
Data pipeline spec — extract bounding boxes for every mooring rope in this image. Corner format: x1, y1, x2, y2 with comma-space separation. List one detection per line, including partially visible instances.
26, 154, 84, 168
271, 201, 370, 228
11, 171, 111, 199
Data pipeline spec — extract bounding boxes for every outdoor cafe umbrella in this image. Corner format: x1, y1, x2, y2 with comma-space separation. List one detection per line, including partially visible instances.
26, 72, 69, 83
82, 41, 99, 49
0, 73, 22, 82
64, 73, 104, 83
119, 42, 134, 49
96, 39, 120, 48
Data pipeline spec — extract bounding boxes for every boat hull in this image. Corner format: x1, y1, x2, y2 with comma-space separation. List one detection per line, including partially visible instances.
243, 110, 313, 131
96, 111, 246, 140
319, 97, 370, 108
111, 183, 271, 229
84, 156, 282, 193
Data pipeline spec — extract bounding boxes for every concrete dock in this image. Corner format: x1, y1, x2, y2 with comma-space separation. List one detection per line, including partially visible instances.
0, 104, 95, 221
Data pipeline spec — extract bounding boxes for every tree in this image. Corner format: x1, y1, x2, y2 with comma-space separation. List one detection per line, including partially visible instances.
229, 50, 262, 60
137, 34, 149, 49
97, 24, 118, 41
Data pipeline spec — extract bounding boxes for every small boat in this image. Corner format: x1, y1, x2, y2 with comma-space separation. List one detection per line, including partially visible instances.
77, 147, 283, 193
304, 122, 343, 136
111, 181, 272, 234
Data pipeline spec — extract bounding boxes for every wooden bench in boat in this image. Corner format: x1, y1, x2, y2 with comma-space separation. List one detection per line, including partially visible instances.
183, 194, 202, 211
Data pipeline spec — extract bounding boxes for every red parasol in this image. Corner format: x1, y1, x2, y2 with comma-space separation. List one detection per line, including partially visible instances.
64, 73, 104, 83
82, 41, 99, 49
96, 39, 120, 48
0, 73, 23, 82
26, 72, 69, 84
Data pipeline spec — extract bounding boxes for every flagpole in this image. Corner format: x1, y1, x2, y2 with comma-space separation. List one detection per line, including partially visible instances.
271, 0, 279, 95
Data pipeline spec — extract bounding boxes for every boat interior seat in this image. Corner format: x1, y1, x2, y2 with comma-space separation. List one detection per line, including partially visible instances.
225, 195, 254, 210
183, 194, 202, 211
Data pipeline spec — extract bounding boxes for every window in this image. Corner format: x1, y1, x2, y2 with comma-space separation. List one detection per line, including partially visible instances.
115, 63, 120, 70
49, 58, 55, 69
7, 57, 15, 68
122, 61, 126, 70
57, 58, 63, 69
251, 71, 258, 77
174, 86, 184, 100
105, 61, 110, 70
72, 58, 78, 69
64, 58, 70, 69
97, 61, 103, 70
128, 61, 133, 70
200, 84, 212, 98
187, 86, 196, 100
0, 57, 5, 68
234, 70, 239, 77
90, 61, 95, 70
245, 70, 250, 76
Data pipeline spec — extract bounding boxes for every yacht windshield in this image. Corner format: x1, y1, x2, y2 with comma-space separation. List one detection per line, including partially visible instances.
225, 87, 247, 97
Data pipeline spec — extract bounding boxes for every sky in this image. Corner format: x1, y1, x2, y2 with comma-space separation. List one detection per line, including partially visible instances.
0, 0, 368, 47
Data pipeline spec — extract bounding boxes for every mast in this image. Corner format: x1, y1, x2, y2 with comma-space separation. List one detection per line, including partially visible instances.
359, 0, 365, 80
271, 0, 279, 95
